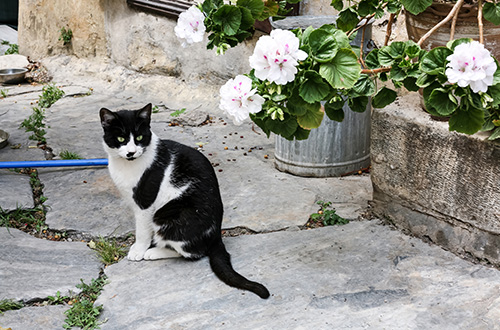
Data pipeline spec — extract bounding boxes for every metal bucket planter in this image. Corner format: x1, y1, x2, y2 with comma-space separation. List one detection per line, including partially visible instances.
275, 104, 371, 177
271, 16, 372, 177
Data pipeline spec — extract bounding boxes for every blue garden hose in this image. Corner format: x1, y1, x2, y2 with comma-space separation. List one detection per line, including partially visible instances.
0, 158, 108, 169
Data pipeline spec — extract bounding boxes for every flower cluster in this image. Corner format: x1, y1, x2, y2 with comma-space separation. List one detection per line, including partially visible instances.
445, 41, 497, 93
174, 6, 206, 47
219, 75, 265, 125
249, 29, 308, 85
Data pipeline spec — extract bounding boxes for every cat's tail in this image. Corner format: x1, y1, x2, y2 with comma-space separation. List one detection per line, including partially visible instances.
208, 239, 270, 299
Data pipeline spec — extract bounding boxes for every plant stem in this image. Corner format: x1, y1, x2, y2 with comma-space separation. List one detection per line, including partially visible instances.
417, 0, 465, 47
361, 67, 391, 75
385, 13, 396, 46
478, 0, 484, 44
449, 1, 463, 41
359, 23, 367, 69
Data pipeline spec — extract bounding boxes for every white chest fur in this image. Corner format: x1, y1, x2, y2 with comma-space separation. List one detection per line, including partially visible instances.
105, 133, 159, 202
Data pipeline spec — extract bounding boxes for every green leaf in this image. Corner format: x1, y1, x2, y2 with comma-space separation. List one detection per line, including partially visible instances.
352, 74, 376, 96
309, 29, 339, 63
378, 41, 406, 66
348, 96, 369, 113
403, 77, 420, 92
331, 0, 343, 11
390, 64, 407, 82
235, 7, 254, 31
257, 0, 279, 20
325, 101, 345, 122
319, 48, 361, 89
372, 87, 397, 108
297, 103, 324, 129
401, 0, 433, 15
265, 116, 298, 139
488, 127, 500, 140
422, 82, 442, 116
487, 84, 500, 107
364, 49, 380, 69
416, 73, 436, 88
483, 2, 500, 25
299, 71, 331, 103
286, 93, 309, 116
358, 1, 376, 17
428, 88, 458, 116
420, 47, 453, 75
449, 105, 485, 135
236, 0, 265, 19
446, 38, 473, 51
292, 126, 311, 140
337, 8, 358, 32
213, 5, 242, 36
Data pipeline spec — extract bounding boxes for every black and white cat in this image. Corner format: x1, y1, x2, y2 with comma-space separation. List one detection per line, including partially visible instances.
99, 103, 269, 299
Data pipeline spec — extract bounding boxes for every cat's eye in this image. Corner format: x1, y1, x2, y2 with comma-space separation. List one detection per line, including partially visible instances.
117, 136, 125, 143
136, 135, 143, 142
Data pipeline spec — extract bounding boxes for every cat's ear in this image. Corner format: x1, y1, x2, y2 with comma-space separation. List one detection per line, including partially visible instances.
137, 103, 152, 121
99, 108, 116, 128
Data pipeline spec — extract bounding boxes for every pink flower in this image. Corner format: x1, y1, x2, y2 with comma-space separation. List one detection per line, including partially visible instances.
445, 41, 497, 93
249, 29, 308, 85
219, 75, 265, 125
174, 6, 206, 47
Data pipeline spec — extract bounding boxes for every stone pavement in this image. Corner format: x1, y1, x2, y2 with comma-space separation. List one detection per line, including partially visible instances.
1, 67, 500, 329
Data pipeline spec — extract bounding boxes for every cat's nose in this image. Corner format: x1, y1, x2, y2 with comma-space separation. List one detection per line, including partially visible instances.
126, 152, 135, 158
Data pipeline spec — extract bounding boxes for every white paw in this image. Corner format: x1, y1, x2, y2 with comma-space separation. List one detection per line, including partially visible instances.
127, 243, 149, 261
144, 247, 181, 260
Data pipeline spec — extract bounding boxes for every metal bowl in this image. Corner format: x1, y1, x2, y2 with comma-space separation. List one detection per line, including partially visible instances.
0, 68, 28, 84
0, 130, 9, 149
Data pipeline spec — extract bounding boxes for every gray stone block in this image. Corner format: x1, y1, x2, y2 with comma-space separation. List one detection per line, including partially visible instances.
371, 93, 500, 265
96, 221, 500, 329
0, 170, 34, 211
0, 227, 101, 301
40, 167, 132, 237
0, 305, 67, 330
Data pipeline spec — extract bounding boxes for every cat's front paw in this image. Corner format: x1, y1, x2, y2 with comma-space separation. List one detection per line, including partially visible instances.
127, 243, 149, 261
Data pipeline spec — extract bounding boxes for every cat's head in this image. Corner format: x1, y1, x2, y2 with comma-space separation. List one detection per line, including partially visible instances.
99, 104, 153, 161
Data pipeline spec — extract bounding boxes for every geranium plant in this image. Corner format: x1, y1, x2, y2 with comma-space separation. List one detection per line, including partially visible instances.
175, 0, 500, 140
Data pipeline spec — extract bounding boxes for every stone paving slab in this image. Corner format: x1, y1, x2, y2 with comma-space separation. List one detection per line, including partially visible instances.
40, 167, 133, 237
96, 221, 500, 330
0, 305, 67, 330
0, 170, 34, 211
0, 227, 101, 302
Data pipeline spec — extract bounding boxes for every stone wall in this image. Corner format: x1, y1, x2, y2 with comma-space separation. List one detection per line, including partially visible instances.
371, 93, 500, 266
17, 0, 344, 85
18, 0, 107, 58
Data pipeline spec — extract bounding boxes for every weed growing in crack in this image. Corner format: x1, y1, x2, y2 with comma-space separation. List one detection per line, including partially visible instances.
0, 299, 24, 314
20, 84, 64, 145
60, 150, 83, 160
63, 277, 108, 330
38, 84, 65, 108
308, 201, 349, 227
1, 88, 7, 98
20, 106, 47, 144
47, 291, 71, 305
88, 237, 128, 266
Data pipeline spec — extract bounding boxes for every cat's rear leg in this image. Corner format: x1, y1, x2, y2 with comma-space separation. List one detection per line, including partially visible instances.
144, 247, 181, 260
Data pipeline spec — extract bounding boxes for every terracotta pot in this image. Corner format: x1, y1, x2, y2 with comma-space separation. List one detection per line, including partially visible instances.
405, 2, 500, 58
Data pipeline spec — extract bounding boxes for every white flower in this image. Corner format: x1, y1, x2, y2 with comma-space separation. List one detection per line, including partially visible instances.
174, 6, 206, 47
249, 29, 308, 85
445, 41, 497, 93
219, 75, 265, 125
